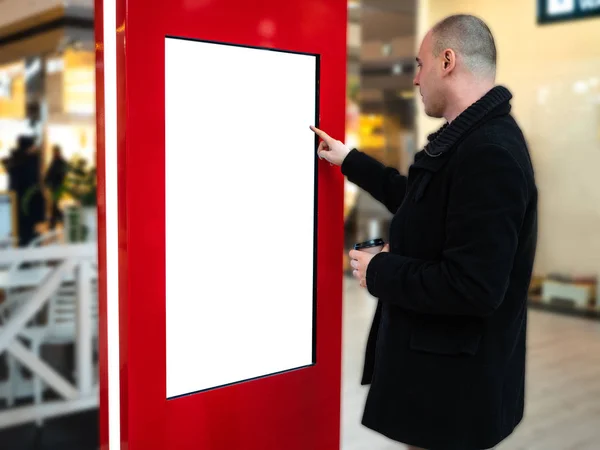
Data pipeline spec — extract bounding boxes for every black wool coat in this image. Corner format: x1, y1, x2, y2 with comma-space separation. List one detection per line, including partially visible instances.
342, 86, 537, 450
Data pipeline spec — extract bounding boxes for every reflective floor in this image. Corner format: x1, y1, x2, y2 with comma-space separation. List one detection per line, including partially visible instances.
1, 277, 599, 449
0, 409, 98, 450
341, 277, 600, 450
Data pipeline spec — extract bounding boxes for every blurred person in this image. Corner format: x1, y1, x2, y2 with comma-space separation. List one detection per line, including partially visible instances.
45, 144, 68, 228
2, 135, 47, 246
312, 14, 537, 450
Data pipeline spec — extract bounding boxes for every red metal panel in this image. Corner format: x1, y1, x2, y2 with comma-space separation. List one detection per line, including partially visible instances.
93, 0, 108, 448
97, 0, 347, 448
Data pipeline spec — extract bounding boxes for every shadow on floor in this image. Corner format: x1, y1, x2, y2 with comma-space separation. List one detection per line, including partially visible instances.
0, 409, 98, 450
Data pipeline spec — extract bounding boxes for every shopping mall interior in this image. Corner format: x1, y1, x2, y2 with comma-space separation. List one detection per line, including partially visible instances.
1, 0, 600, 448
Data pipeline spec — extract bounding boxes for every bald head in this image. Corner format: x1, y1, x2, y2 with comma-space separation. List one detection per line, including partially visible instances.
431, 15, 496, 79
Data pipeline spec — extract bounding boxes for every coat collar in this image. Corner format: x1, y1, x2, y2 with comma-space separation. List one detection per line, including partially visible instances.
412, 86, 513, 173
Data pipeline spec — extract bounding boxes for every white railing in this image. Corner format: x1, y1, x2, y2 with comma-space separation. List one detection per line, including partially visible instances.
0, 243, 98, 429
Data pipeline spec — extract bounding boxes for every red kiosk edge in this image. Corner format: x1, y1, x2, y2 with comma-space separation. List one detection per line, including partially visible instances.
95, 0, 347, 449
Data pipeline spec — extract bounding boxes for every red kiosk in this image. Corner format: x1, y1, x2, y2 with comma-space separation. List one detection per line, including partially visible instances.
95, 0, 347, 448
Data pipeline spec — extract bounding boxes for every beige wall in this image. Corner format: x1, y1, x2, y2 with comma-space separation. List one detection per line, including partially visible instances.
417, 0, 600, 278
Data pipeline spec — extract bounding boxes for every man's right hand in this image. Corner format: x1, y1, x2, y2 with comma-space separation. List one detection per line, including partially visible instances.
310, 126, 351, 166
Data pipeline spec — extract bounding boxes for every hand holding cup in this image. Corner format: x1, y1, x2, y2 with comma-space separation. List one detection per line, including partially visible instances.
349, 239, 389, 288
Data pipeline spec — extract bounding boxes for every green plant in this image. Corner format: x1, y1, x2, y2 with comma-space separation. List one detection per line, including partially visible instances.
55, 157, 97, 207
347, 74, 360, 103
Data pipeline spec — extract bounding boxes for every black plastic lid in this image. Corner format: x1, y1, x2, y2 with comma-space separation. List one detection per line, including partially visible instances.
353, 238, 385, 250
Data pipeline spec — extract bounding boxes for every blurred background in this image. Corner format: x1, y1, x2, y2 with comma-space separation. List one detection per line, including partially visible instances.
0, 0, 599, 448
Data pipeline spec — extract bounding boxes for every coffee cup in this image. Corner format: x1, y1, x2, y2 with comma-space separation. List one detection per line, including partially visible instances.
353, 238, 385, 255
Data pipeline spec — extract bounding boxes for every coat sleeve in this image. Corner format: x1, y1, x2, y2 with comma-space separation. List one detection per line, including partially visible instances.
341, 149, 408, 214
365, 144, 530, 317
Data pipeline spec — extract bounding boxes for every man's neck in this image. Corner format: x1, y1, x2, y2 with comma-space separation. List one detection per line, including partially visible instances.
444, 81, 495, 123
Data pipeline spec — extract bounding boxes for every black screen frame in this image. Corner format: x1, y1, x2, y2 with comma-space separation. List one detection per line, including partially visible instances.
164, 35, 320, 400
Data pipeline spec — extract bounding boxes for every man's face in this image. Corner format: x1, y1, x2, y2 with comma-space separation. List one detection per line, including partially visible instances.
414, 31, 446, 119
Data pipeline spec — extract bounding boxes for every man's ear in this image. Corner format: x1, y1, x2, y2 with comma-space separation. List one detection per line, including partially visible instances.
442, 49, 456, 73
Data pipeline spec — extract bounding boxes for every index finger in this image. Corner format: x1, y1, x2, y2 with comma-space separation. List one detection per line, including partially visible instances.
310, 125, 334, 143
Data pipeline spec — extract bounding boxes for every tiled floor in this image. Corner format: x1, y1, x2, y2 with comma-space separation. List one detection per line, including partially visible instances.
341, 276, 600, 450
1, 277, 599, 449
0, 409, 98, 450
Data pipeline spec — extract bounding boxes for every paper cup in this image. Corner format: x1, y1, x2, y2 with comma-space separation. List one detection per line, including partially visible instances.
353, 238, 385, 254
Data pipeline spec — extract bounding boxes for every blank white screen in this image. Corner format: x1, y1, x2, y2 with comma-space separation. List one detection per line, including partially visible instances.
165, 37, 317, 399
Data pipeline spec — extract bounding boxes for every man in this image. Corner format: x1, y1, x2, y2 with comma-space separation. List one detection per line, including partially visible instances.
2, 135, 47, 246
44, 145, 68, 228
312, 14, 537, 450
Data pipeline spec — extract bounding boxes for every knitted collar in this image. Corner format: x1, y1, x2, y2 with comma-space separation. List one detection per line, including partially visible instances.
422, 85, 513, 157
